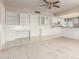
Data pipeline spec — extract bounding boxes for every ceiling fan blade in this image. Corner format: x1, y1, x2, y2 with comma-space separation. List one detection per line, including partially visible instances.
43, 0, 49, 4
53, 5, 60, 8
40, 5, 48, 6
53, 1, 59, 4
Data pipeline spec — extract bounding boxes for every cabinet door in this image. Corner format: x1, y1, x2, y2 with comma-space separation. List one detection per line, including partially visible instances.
20, 13, 30, 25
40, 16, 50, 25
6, 30, 29, 41
6, 30, 16, 41
31, 29, 40, 37
44, 16, 50, 25
6, 11, 19, 25
30, 15, 39, 25
15, 30, 29, 39
73, 18, 79, 24
73, 18, 79, 26
30, 29, 40, 41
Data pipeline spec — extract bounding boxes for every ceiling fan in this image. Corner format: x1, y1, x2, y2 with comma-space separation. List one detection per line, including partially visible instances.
40, 0, 60, 9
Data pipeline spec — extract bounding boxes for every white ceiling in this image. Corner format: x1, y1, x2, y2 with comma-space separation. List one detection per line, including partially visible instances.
4, 0, 79, 16
59, 12, 79, 18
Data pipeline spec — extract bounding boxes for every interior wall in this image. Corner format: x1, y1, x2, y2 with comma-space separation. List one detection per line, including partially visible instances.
0, 7, 1, 47
0, 0, 6, 49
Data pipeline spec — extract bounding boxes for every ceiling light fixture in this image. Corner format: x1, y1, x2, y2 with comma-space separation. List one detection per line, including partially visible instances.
40, 0, 60, 9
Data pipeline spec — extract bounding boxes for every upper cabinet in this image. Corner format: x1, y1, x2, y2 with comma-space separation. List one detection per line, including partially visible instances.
73, 17, 79, 27
51, 17, 64, 26
40, 16, 50, 25
64, 19, 74, 27
64, 17, 79, 27
30, 15, 40, 26
6, 10, 61, 27
6, 11, 19, 25
20, 13, 30, 25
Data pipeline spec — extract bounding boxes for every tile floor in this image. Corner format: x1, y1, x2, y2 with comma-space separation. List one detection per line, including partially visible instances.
0, 37, 79, 59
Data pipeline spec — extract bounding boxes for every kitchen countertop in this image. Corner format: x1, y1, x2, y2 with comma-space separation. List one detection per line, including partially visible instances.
51, 26, 79, 28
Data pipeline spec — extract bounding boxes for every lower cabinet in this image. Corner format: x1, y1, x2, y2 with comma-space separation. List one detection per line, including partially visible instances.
62, 28, 79, 40
5, 30, 29, 42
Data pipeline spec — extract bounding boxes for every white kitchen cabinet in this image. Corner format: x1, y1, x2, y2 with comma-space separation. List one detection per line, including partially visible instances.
52, 17, 64, 26
52, 17, 60, 24
20, 13, 30, 25
44, 16, 50, 25
64, 17, 79, 27
30, 29, 40, 37
73, 18, 79, 27
30, 29, 40, 41
42, 27, 61, 36
15, 30, 29, 39
30, 15, 39, 26
5, 30, 29, 42
6, 11, 19, 25
62, 28, 79, 40
40, 16, 50, 25
73, 18, 79, 24
6, 30, 16, 41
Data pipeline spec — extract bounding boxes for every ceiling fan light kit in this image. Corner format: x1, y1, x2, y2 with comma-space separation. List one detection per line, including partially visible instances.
40, 0, 60, 9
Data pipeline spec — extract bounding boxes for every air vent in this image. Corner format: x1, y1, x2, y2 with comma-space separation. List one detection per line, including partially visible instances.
34, 11, 40, 14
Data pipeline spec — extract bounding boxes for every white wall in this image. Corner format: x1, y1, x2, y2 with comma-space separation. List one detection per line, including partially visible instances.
0, 0, 1, 49
0, 0, 6, 49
